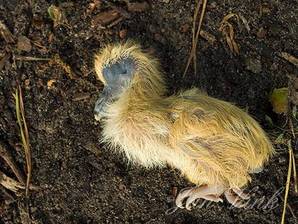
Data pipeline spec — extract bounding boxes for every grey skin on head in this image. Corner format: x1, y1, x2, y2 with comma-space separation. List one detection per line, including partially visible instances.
94, 57, 136, 121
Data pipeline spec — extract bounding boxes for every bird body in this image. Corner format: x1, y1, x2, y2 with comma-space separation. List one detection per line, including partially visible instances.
94, 41, 273, 209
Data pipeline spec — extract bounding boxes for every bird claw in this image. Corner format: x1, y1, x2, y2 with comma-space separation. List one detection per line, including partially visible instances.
176, 185, 224, 210
224, 188, 250, 208
176, 185, 250, 210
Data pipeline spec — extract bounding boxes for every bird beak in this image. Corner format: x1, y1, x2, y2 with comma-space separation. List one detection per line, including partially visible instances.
94, 86, 113, 121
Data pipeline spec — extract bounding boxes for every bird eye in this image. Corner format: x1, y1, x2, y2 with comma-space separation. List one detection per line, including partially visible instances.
102, 57, 135, 84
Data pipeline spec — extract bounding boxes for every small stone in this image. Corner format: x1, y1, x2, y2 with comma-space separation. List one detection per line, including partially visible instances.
209, 2, 217, 9
180, 24, 190, 33
30, 207, 38, 213
119, 184, 126, 191
256, 27, 267, 39
17, 36, 32, 52
278, 156, 286, 164
47, 79, 56, 89
260, 3, 271, 15
154, 33, 163, 42
245, 57, 262, 74
24, 79, 30, 89
119, 29, 127, 39
37, 79, 43, 88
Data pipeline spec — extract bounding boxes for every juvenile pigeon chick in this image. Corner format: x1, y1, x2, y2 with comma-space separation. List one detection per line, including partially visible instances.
94, 41, 274, 210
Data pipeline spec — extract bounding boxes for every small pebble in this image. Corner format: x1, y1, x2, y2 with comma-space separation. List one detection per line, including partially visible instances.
257, 27, 267, 39
127, 2, 150, 12
119, 29, 127, 39
245, 57, 262, 74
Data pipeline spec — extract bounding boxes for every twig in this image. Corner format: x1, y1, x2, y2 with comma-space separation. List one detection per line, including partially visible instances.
107, 16, 124, 28
72, 93, 91, 102
14, 56, 51, 61
0, 171, 25, 192
193, 0, 207, 71
287, 79, 297, 193
191, 0, 201, 75
219, 13, 240, 55
0, 171, 38, 193
0, 142, 25, 184
14, 86, 32, 197
279, 195, 297, 220
183, 0, 208, 77
281, 140, 293, 224
31, 41, 48, 52
291, 149, 297, 193
199, 30, 216, 45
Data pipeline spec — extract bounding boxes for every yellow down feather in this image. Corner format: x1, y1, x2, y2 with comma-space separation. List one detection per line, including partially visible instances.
94, 41, 274, 189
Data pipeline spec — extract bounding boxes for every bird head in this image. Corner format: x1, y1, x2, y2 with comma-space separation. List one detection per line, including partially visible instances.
94, 41, 165, 121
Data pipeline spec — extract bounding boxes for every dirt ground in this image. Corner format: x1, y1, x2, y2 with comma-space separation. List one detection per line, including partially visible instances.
0, 0, 297, 223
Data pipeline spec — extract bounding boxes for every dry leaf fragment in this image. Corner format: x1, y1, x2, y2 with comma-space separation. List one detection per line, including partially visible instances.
127, 2, 150, 12
270, 87, 288, 114
239, 14, 250, 32
199, 30, 216, 45
92, 9, 121, 27
87, 0, 102, 14
219, 13, 241, 55
17, 36, 32, 52
0, 21, 15, 43
279, 52, 298, 67
48, 5, 65, 27
0, 171, 25, 192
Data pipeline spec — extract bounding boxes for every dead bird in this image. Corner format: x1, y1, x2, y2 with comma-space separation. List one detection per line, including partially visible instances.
93, 41, 274, 210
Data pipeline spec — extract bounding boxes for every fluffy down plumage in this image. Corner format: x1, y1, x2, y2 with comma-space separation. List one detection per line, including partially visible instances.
94, 41, 274, 208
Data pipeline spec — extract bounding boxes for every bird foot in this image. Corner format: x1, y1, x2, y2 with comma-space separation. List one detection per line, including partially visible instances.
224, 187, 250, 208
175, 185, 224, 210
175, 185, 250, 210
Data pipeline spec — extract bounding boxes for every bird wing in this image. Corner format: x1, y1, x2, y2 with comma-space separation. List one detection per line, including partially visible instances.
167, 88, 272, 187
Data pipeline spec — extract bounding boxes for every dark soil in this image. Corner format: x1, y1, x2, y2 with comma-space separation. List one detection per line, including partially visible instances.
0, 0, 297, 223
